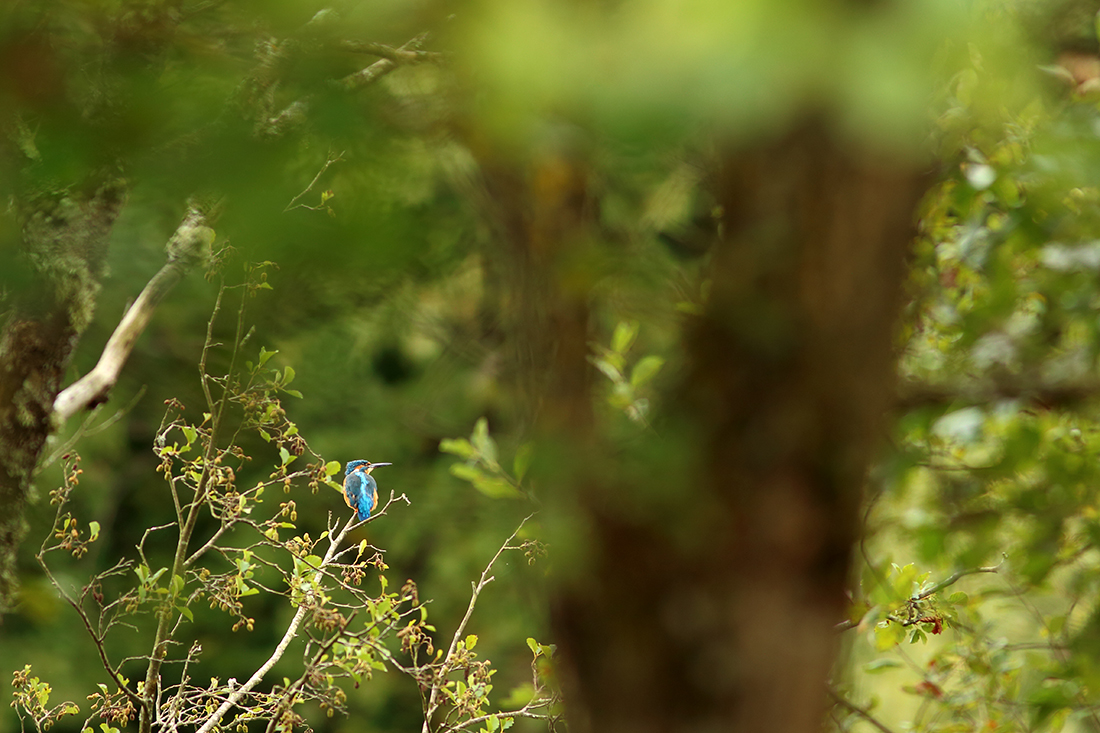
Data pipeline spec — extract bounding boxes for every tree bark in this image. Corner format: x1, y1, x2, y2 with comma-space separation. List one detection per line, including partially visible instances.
0, 180, 126, 608
518, 123, 926, 733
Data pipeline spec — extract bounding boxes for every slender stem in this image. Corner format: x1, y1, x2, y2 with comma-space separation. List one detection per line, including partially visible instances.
827, 687, 896, 733
140, 285, 246, 733
911, 555, 1006, 601
34, 549, 142, 709
444, 703, 554, 732
421, 515, 533, 733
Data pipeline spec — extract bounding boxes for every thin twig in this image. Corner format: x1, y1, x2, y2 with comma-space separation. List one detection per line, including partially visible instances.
421, 514, 534, 733
284, 151, 345, 212
911, 555, 1006, 601
337, 39, 442, 63
827, 686, 897, 733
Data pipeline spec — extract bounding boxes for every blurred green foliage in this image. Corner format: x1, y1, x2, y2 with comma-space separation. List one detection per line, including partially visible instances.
10, 0, 1100, 732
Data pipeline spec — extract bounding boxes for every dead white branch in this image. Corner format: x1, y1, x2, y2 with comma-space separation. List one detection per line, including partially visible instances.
53, 208, 215, 422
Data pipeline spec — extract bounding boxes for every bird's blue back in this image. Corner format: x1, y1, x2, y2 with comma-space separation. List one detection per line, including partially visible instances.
344, 464, 379, 520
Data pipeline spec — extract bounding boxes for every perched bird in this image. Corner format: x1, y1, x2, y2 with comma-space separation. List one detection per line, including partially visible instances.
343, 460, 392, 521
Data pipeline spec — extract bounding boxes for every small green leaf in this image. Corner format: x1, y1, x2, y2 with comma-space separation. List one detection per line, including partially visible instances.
88, 521, 100, 542
177, 605, 194, 622
259, 348, 277, 367
325, 461, 341, 476
170, 574, 185, 595
284, 389, 303, 399
863, 659, 902, 674
279, 447, 291, 466
611, 321, 639, 354
181, 425, 197, 444
526, 638, 539, 655
513, 443, 534, 483
473, 475, 522, 499
471, 417, 498, 465
283, 366, 295, 386
465, 634, 478, 650
450, 462, 487, 484
630, 355, 665, 388
591, 357, 623, 383
259, 429, 272, 442
440, 438, 477, 459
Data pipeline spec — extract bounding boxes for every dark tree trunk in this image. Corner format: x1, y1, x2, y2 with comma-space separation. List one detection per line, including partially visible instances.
0, 180, 126, 608
498, 123, 926, 732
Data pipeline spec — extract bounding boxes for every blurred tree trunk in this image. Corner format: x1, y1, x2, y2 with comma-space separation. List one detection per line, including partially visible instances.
0, 180, 126, 609
488, 123, 925, 732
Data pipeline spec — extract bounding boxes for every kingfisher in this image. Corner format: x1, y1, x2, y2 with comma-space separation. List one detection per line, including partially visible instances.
343, 460, 392, 521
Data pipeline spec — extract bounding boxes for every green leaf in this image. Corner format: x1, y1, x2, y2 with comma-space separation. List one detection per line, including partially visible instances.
450, 462, 488, 485
863, 659, 902, 674
630, 355, 664, 388
284, 389, 303, 399
279, 447, 291, 465
282, 365, 295, 386
325, 461, 342, 476
873, 621, 903, 650
181, 425, 197, 445
259, 347, 277, 367
591, 357, 623, 383
513, 443, 533, 483
440, 438, 477, 459
88, 521, 100, 542
177, 605, 194, 622
611, 320, 639, 354
471, 417, 498, 465
465, 634, 478, 650
526, 637, 539, 655
473, 474, 522, 499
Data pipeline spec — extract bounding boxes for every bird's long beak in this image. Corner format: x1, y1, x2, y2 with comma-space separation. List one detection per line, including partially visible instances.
367, 462, 392, 473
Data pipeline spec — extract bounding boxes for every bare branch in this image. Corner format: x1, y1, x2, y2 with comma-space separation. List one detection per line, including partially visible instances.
337, 39, 442, 64
284, 151, 345, 213
422, 514, 535, 733
53, 208, 215, 422
827, 686, 896, 733
911, 555, 1006, 602
263, 32, 433, 138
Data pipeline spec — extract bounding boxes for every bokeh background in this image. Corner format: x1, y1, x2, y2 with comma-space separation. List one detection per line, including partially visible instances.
7, 1, 1100, 732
